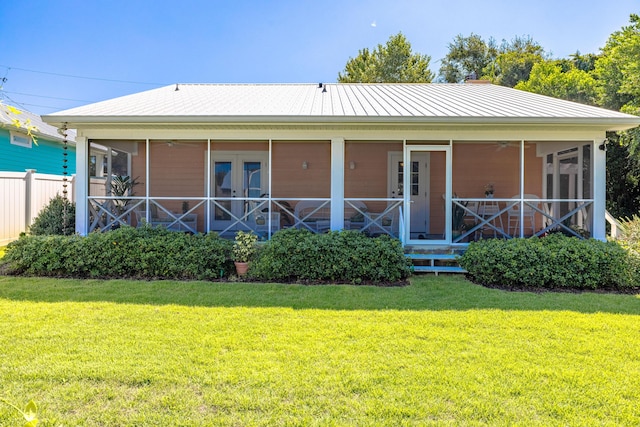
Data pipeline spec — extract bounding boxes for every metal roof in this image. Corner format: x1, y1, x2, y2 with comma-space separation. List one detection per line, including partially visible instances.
43, 83, 640, 129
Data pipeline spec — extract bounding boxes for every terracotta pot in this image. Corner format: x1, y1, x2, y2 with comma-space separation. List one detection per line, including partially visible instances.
234, 261, 249, 276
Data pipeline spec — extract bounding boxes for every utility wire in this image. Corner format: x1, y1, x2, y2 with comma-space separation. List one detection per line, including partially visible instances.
3, 90, 94, 103
0, 65, 169, 86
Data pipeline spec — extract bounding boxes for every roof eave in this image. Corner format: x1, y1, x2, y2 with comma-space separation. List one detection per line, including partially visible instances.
41, 114, 640, 132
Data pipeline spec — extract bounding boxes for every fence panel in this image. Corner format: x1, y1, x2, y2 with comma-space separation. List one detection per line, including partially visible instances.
0, 172, 75, 244
0, 172, 28, 245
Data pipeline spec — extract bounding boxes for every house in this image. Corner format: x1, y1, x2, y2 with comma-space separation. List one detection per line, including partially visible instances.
0, 105, 78, 244
0, 105, 113, 244
42, 82, 640, 247
0, 105, 77, 175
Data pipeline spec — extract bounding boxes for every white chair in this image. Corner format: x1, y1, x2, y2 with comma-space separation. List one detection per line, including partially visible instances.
507, 194, 539, 237
293, 200, 331, 232
246, 200, 280, 236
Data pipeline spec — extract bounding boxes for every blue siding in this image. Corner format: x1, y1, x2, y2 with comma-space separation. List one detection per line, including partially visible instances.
0, 129, 76, 175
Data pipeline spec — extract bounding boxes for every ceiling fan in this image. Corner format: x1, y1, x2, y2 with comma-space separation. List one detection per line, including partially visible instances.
495, 141, 532, 151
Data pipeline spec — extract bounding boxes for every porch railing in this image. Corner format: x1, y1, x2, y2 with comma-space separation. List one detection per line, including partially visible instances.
452, 197, 594, 243
87, 196, 403, 239
605, 210, 623, 239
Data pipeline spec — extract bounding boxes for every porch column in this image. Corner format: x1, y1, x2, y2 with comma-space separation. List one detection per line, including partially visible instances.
75, 136, 89, 235
330, 137, 345, 231
592, 138, 607, 240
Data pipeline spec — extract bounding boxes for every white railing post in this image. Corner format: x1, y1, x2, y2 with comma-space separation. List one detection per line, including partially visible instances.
593, 139, 607, 240
24, 169, 36, 228
330, 138, 345, 231
75, 136, 89, 235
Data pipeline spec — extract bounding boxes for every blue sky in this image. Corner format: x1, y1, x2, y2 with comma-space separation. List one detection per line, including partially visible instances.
1, 0, 637, 114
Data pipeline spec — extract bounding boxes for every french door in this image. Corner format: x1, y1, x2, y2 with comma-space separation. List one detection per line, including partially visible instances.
211, 152, 268, 231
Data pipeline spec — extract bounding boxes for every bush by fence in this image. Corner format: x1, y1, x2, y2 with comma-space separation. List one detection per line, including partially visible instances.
3, 226, 233, 280
459, 234, 639, 290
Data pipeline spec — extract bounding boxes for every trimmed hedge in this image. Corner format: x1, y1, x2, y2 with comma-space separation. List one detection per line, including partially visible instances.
29, 195, 75, 236
459, 234, 638, 290
3, 226, 233, 280
2, 227, 410, 284
249, 228, 411, 284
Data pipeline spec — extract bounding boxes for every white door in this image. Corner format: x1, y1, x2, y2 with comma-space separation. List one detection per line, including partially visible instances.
211, 152, 268, 232
391, 147, 450, 243
389, 151, 430, 239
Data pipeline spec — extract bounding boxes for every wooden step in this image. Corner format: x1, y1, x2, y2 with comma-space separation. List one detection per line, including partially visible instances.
412, 265, 466, 274
405, 251, 466, 275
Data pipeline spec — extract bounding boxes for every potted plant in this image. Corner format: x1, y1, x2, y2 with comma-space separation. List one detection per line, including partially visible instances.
452, 199, 469, 240
484, 183, 494, 198
232, 230, 258, 276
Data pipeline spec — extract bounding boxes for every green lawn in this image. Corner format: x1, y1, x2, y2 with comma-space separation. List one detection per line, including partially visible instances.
0, 276, 638, 426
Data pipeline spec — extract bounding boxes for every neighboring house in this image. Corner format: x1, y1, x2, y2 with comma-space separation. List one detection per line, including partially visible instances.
0, 105, 77, 244
42, 82, 640, 248
0, 105, 109, 244
0, 106, 77, 175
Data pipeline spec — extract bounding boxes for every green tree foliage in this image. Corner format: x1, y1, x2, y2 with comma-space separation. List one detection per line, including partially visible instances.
595, 14, 640, 114
606, 135, 640, 218
486, 36, 547, 87
439, 34, 545, 87
515, 60, 598, 105
438, 33, 497, 83
29, 195, 75, 236
591, 14, 640, 218
338, 33, 434, 83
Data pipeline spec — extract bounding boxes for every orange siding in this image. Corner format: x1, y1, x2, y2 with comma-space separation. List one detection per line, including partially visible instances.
345, 141, 402, 198
271, 141, 331, 198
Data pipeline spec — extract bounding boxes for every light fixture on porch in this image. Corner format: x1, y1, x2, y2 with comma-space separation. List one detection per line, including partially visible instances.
302, 161, 308, 170
349, 161, 356, 170
599, 138, 609, 151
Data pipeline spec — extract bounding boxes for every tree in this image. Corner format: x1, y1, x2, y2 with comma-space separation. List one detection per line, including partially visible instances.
486, 36, 547, 87
338, 33, 434, 83
515, 60, 598, 105
438, 33, 497, 83
567, 51, 598, 72
595, 14, 640, 115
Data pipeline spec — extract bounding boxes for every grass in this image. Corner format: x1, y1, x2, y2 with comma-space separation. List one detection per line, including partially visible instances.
0, 276, 638, 426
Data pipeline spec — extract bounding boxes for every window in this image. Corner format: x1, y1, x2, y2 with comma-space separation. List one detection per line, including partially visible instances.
10, 131, 32, 148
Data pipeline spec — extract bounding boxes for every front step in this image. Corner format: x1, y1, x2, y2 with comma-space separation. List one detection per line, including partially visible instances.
405, 252, 467, 275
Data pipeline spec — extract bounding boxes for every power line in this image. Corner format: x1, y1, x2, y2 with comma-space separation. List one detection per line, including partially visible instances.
3, 90, 94, 103
0, 91, 68, 112
0, 64, 169, 86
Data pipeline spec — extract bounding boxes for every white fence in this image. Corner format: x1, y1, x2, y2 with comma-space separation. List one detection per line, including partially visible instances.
0, 171, 79, 245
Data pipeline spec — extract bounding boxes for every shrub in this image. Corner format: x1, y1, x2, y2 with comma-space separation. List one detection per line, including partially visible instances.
618, 214, 640, 244
250, 228, 410, 284
29, 195, 75, 236
3, 226, 233, 280
232, 231, 258, 262
459, 234, 638, 290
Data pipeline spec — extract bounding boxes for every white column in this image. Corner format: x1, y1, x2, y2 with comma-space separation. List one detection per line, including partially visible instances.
24, 169, 36, 228
75, 136, 89, 235
593, 138, 607, 240
330, 138, 345, 231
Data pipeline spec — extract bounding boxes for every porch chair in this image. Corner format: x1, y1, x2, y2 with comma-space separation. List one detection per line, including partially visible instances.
293, 200, 331, 232
246, 200, 280, 237
507, 194, 539, 237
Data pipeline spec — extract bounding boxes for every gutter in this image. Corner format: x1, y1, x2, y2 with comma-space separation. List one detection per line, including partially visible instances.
41, 114, 640, 132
